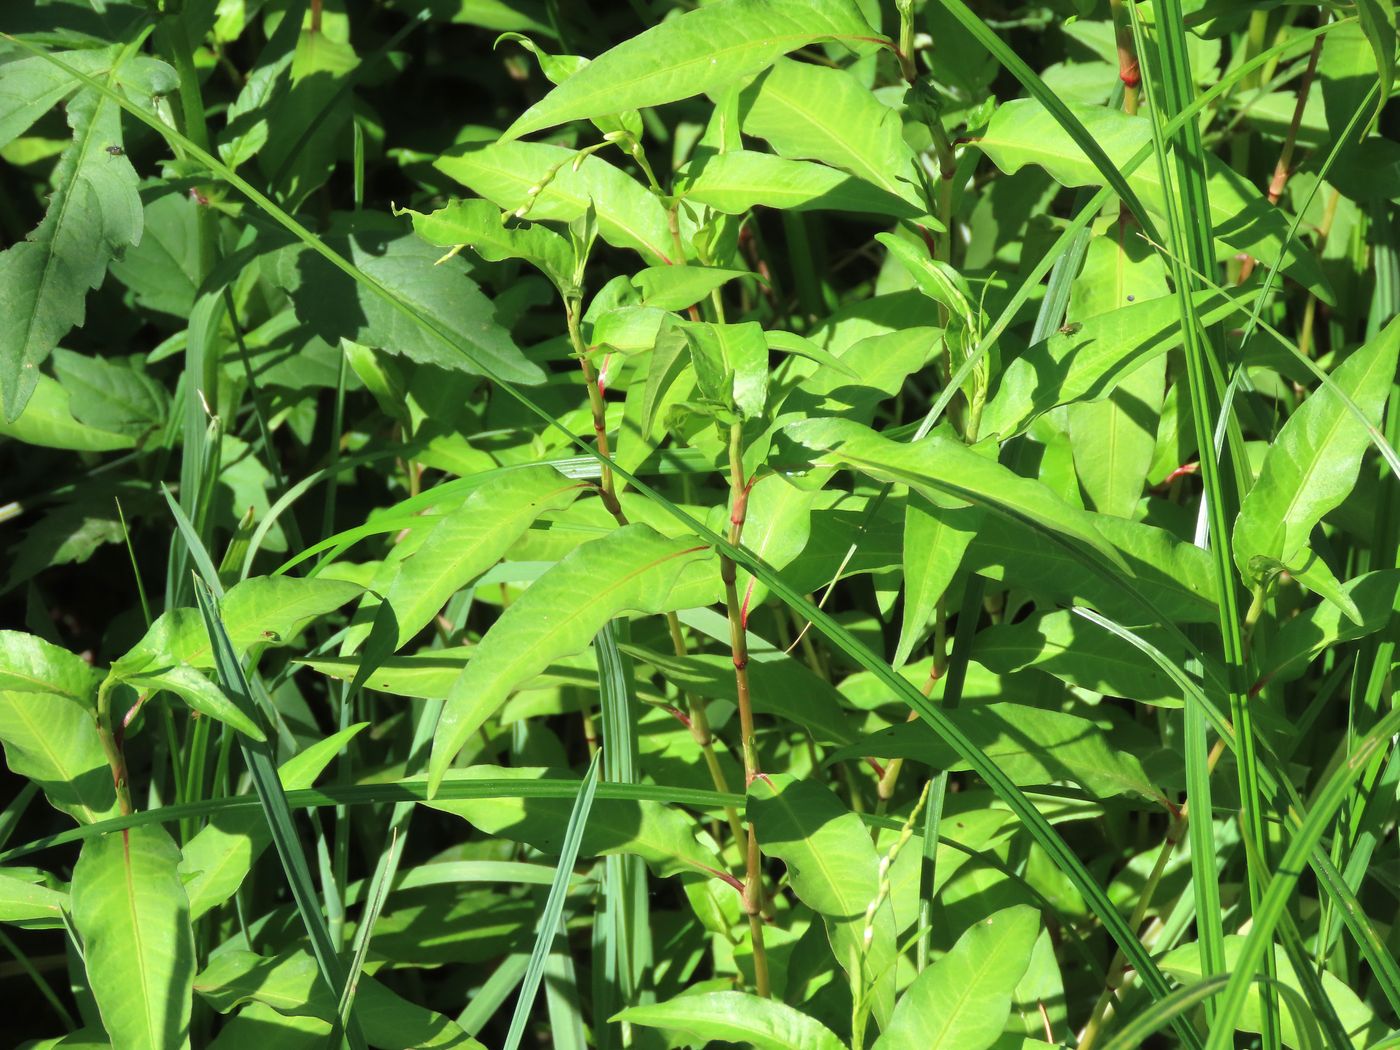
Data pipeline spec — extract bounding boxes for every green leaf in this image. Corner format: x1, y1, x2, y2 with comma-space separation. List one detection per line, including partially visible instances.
0, 65, 143, 420
180, 725, 367, 920
631, 265, 753, 312
748, 774, 898, 1026
195, 948, 480, 1049
122, 664, 266, 742
1354, 0, 1396, 120
112, 575, 363, 677
874, 905, 1040, 1050
70, 825, 196, 1050
0, 631, 114, 824
894, 493, 981, 669
427, 525, 714, 791
625, 645, 856, 744
0, 868, 67, 927
682, 320, 769, 419
616, 991, 847, 1050
1065, 233, 1170, 518
973, 609, 1196, 707
273, 213, 544, 386
0, 371, 134, 451
1233, 318, 1400, 589
398, 197, 574, 294
500, 0, 878, 141
0, 629, 101, 702
739, 56, 927, 214
1161, 936, 1375, 1050
825, 703, 1166, 804
1262, 570, 1400, 685
435, 141, 673, 263
426, 766, 720, 877
358, 466, 585, 652
676, 150, 920, 218
976, 98, 1330, 301
50, 348, 168, 441
980, 288, 1250, 440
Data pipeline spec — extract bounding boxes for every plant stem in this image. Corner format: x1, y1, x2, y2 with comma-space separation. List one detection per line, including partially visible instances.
720, 419, 768, 997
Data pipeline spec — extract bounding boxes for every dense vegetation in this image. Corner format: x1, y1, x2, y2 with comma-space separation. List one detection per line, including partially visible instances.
1, 0, 1398, 1047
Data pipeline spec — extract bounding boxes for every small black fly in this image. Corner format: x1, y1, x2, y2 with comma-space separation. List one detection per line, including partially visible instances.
1058, 322, 1083, 336
104, 145, 125, 157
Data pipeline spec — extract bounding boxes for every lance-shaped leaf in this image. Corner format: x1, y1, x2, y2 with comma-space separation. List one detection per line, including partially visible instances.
273, 213, 544, 386
112, 575, 362, 677
895, 492, 982, 670
1233, 318, 1400, 592
353, 466, 586, 653
825, 704, 1167, 805
426, 766, 721, 877
0, 372, 135, 451
124, 664, 265, 741
70, 825, 196, 1050
436, 141, 673, 264
682, 320, 769, 420
980, 288, 1249, 441
0, 869, 67, 927
501, 0, 878, 141
0, 631, 113, 824
427, 525, 714, 791
676, 149, 921, 218
749, 774, 898, 1026
181, 725, 367, 920
398, 198, 574, 294
977, 98, 1330, 301
631, 265, 753, 312
616, 991, 847, 1050
873, 906, 1040, 1050
740, 56, 927, 214
195, 947, 480, 1049
0, 74, 143, 419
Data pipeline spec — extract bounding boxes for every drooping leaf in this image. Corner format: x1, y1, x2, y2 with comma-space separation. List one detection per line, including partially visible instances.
894, 492, 981, 669
873, 906, 1040, 1050
426, 766, 721, 877
739, 56, 927, 214
682, 320, 769, 420
976, 98, 1330, 300
631, 265, 753, 312
1065, 233, 1170, 518
1233, 317, 1400, 591
427, 525, 714, 791
112, 575, 363, 677
273, 213, 544, 386
356, 466, 586, 652
616, 991, 847, 1050
195, 947, 480, 1049
980, 288, 1249, 440
180, 725, 367, 920
1161, 936, 1376, 1050
748, 774, 898, 1026
398, 197, 574, 294
826, 703, 1167, 805
676, 150, 920, 218
0, 631, 113, 824
500, 0, 878, 141
435, 141, 673, 263
123, 664, 266, 741
70, 825, 196, 1050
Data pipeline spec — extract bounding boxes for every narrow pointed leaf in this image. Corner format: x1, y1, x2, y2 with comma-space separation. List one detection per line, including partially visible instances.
70, 825, 196, 1050
427, 525, 713, 791
501, 0, 878, 141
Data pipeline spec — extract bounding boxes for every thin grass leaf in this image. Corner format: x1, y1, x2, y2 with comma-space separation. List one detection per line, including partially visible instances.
503, 749, 601, 1050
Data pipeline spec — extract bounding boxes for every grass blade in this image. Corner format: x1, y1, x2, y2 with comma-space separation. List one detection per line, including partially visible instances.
504, 749, 602, 1050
